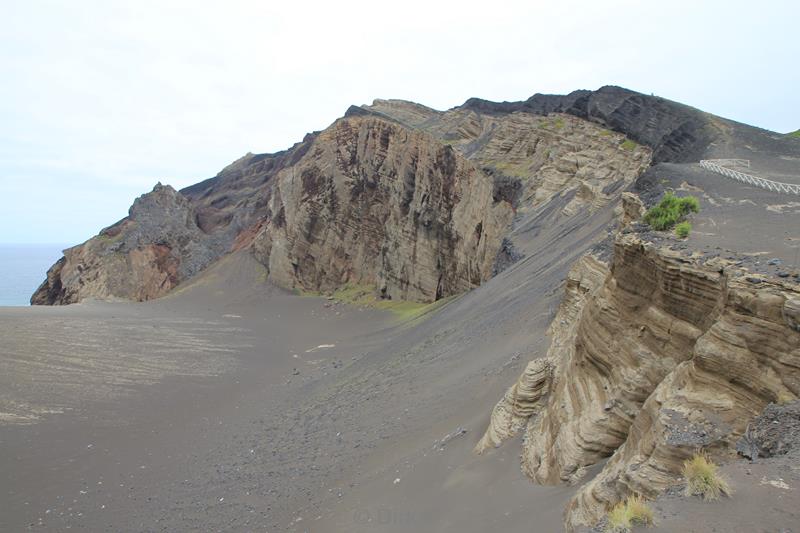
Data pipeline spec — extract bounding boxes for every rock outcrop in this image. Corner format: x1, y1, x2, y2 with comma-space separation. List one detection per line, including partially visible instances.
475, 253, 608, 453
42, 84, 782, 307
34, 87, 659, 306
736, 400, 800, 460
362, 100, 652, 217
616, 191, 646, 227
250, 115, 515, 301
478, 231, 800, 530
31, 184, 225, 304
461, 85, 718, 164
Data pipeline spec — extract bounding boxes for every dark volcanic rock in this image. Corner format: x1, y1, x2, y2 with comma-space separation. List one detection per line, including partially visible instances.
31, 184, 226, 305
492, 237, 524, 275
737, 401, 800, 460
464, 86, 715, 164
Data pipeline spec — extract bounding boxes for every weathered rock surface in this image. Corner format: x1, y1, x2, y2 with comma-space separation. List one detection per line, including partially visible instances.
32, 116, 517, 304
476, 253, 608, 453
736, 400, 800, 460
362, 100, 652, 217
34, 88, 660, 305
567, 263, 799, 529
461, 85, 718, 164
480, 232, 800, 530
615, 191, 646, 227
250, 115, 515, 301
31, 184, 225, 304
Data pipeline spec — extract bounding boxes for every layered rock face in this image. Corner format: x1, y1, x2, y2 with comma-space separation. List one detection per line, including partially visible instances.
461, 85, 718, 164
475, 253, 608, 453
566, 255, 800, 529
251, 116, 514, 301
478, 232, 800, 530
31, 116, 516, 304
31, 184, 225, 304
361, 100, 652, 217
34, 88, 657, 306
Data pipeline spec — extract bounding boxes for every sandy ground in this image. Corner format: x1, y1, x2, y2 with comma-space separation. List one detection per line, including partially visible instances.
636, 162, 800, 273
2, 140, 798, 532
646, 453, 800, 533
1, 244, 580, 532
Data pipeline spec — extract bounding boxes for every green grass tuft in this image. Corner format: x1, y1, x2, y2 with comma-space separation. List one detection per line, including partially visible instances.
620, 139, 638, 151
788, 129, 800, 138
683, 452, 733, 501
674, 221, 691, 238
605, 495, 654, 532
643, 192, 700, 231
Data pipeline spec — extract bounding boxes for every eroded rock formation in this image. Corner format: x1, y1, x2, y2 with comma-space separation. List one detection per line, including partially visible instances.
34, 88, 656, 305
31, 184, 223, 304
250, 115, 514, 301
475, 253, 608, 453
478, 231, 800, 530
361, 100, 652, 217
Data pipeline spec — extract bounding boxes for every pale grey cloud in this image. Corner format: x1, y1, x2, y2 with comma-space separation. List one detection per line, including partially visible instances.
1, 0, 797, 243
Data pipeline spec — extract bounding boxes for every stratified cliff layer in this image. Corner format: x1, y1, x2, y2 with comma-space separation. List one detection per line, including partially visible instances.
33, 87, 657, 306
478, 230, 800, 530
37, 84, 791, 307
459, 85, 720, 164
250, 115, 515, 301
31, 183, 226, 304
359, 98, 652, 216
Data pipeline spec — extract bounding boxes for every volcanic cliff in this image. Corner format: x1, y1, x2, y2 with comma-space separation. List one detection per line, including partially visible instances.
32, 86, 658, 305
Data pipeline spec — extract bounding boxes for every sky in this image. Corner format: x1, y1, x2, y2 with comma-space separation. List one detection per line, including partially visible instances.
1, 0, 798, 244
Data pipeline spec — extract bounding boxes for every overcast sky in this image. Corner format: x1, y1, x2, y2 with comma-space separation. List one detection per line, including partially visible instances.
1, 0, 798, 244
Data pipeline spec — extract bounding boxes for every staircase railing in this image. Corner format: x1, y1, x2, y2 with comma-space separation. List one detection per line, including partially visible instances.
699, 160, 800, 195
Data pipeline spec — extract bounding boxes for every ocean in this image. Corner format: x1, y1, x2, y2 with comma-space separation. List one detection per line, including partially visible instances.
0, 244, 70, 306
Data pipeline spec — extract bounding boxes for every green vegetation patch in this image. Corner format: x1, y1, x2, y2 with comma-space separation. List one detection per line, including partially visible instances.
788, 129, 800, 138
674, 221, 691, 238
620, 138, 638, 151
605, 495, 654, 532
643, 192, 700, 231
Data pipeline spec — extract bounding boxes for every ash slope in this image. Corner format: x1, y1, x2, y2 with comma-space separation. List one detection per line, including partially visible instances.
2, 177, 624, 533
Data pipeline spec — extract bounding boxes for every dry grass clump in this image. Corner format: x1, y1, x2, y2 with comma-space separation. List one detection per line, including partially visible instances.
683, 452, 733, 501
605, 494, 654, 532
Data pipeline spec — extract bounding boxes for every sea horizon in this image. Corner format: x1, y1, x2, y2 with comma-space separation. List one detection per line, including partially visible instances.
0, 243, 71, 306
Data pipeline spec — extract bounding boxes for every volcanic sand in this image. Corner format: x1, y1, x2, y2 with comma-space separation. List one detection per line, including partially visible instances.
3, 155, 800, 531
1, 248, 578, 532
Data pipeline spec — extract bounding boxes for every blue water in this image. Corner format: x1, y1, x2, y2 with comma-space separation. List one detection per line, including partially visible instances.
0, 244, 70, 306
